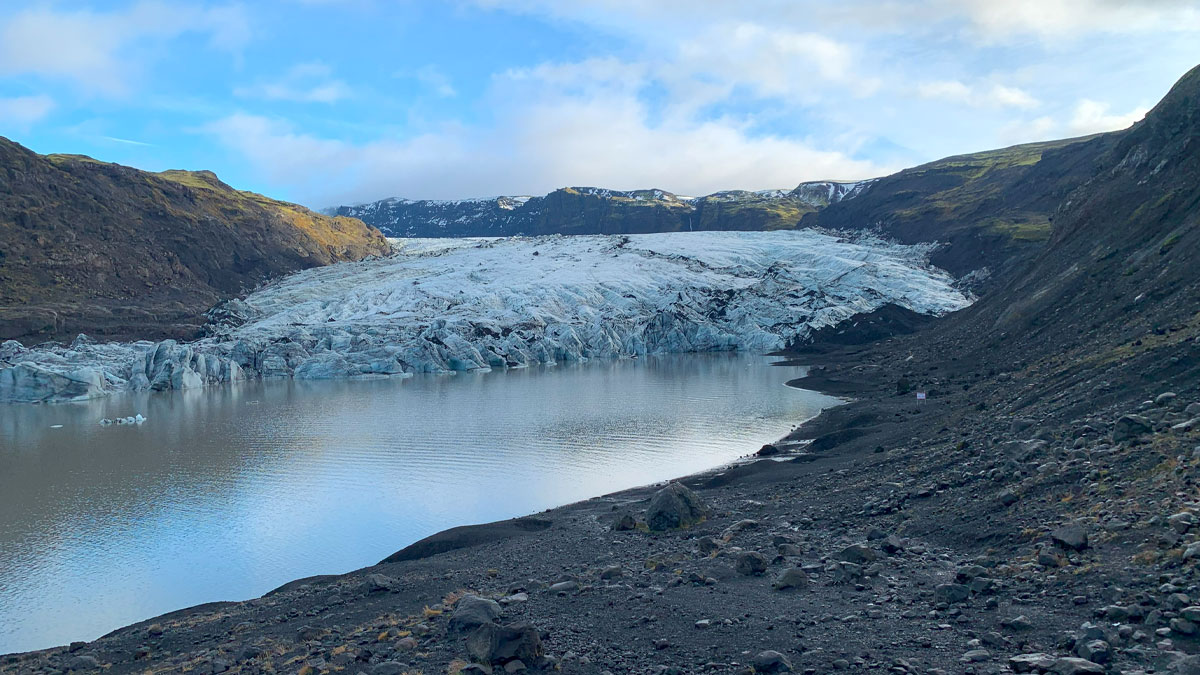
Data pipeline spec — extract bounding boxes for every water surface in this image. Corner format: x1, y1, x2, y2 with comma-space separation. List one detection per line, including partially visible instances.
0, 354, 833, 653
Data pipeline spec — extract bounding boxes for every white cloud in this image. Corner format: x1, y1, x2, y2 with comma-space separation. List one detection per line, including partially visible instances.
673, 23, 880, 100
917, 80, 1039, 109
996, 116, 1059, 146
235, 62, 353, 104
414, 65, 457, 98
0, 94, 55, 127
1067, 99, 1148, 136
203, 91, 891, 206
996, 99, 1147, 146
951, 0, 1200, 40
0, 2, 251, 96
479, 0, 1200, 41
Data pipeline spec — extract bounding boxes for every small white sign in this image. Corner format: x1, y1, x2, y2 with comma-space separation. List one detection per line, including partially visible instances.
916, 392, 926, 400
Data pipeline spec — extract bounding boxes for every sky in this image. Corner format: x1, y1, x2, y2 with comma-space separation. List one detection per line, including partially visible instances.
0, 1, 1198, 209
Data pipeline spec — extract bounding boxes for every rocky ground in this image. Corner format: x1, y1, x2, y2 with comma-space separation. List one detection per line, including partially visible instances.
7, 61, 1200, 675
5, 329, 1200, 675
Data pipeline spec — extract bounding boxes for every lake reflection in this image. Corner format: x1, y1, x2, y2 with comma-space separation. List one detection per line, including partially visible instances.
0, 353, 834, 653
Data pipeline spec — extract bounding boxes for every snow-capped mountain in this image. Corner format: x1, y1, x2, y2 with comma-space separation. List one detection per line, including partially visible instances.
332, 180, 874, 238
0, 230, 967, 403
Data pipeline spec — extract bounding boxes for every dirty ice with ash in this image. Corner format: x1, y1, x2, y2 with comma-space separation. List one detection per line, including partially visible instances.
0, 231, 972, 403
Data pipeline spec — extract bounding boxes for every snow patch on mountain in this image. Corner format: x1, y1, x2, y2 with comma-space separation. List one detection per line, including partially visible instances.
0, 231, 969, 403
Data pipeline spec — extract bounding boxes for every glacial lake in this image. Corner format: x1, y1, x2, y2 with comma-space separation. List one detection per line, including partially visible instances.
0, 353, 835, 654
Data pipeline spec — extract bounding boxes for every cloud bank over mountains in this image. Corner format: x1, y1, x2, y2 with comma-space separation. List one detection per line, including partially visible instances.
0, 0, 1194, 205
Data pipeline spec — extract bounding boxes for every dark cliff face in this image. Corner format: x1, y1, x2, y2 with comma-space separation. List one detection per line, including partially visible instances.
0, 138, 390, 343
976, 64, 1200, 345
335, 183, 866, 237
864, 63, 1200, 418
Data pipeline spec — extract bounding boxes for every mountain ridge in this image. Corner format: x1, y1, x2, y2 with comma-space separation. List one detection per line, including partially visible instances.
332, 180, 873, 238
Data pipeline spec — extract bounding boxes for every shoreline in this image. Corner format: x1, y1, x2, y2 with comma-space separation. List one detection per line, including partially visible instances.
5, 339, 1195, 674
0, 353, 831, 657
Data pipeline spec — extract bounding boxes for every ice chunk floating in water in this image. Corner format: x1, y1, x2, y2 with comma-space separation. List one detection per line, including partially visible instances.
0, 231, 973, 402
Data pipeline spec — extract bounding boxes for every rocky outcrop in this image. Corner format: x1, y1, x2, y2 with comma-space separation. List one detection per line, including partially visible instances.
646, 482, 707, 531
0, 138, 390, 344
333, 181, 870, 238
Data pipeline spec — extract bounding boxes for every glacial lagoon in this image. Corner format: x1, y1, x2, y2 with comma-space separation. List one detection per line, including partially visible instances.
0, 353, 835, 654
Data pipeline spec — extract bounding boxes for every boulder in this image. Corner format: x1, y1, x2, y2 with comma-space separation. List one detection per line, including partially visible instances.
773, 567, 809, 591
837, 544, 878, 564
549, 580, 579, 594
449, 595, 503, 632
1075, 640, 1110, 664
612, 514, 637, 531
645, 482, 707, 531
1050, 657, 1105, 675
756, 443, 781, 456
466, 622, 543, 666
1010, 653, 1056, 673
751, 650, 793, 673
1051, 524, 1088, 551
1169, 512, 1197, 533
934, 583, 970, 604
361, 573, 397, 593
735, 551, 768, 576
1113, 414, 1153, 442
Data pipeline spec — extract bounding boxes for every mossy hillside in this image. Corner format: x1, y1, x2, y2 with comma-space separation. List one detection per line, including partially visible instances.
806, 135, 1115, 278
0, 137, 389, 342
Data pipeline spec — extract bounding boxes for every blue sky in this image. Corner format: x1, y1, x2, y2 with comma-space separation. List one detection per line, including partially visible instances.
1, 1, 1198, 208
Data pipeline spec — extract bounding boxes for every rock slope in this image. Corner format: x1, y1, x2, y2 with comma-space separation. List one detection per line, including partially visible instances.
0, 138, 390, 343
332, 181, 871, 238
0, 231, 970, 402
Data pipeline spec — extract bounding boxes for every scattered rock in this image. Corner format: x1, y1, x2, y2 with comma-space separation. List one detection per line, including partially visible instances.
361, 573, 397, 593
549, 581, 579, 594
645, 482, 707, 531
836, 543, 878, 564
613, 514, 637, 531
757, 444, 781, 456
1010, 653, 1056, 673
599, 566, 624, 580
735, 551, 768, 576
1050, 657, 1105, 675
65, 655, 100, 672
960, 649, 991, 663
751, 650, 793, 673
1051, 524, 1088, 551
1156, 392, 1178, 407
773, 567, 809, 591
696, 536, 721, 556
449, 595, 503, 632
934, 583, 970, 604
466, 622, 544, 667
1113, 414, 1153, 442
1075, 640, 1110, 664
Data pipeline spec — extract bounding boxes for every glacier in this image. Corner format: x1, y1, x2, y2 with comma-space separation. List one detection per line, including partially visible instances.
0, 231, 972, 403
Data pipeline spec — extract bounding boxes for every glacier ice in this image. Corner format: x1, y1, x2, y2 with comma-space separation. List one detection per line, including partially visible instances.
0, 231, 972, 403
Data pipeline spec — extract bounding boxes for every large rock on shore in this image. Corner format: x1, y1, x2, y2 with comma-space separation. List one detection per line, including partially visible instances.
466, 621, 543, 666
449, 595, 503, 632
645, 482, 708, 531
